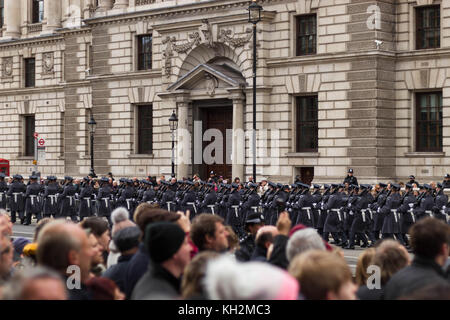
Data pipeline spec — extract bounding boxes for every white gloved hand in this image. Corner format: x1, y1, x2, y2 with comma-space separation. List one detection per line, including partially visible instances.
348, 203, 351, 208
377, 208, 381, 213
408, 203, 414, 208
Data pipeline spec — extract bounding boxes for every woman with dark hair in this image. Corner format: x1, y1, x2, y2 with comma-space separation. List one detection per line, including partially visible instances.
80, 217, 111, 264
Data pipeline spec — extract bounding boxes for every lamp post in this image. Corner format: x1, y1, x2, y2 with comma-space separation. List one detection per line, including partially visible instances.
248, 0, 262, 183
88, 115, 97, 178
169, 110, 178, 178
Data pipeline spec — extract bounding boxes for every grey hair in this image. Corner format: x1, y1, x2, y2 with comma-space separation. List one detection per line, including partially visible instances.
0, 208, 8, 217
286, 228, 326, 262
111, 207, 130, 225
1, 266, 65, 300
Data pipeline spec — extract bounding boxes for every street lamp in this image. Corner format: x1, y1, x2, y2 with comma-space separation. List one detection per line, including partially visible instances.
88, 114, 97, 178
248, 0, 262, 183
169, 110, 178, 178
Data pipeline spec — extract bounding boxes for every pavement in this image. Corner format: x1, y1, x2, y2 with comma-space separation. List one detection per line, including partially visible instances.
12, 222, 366, 275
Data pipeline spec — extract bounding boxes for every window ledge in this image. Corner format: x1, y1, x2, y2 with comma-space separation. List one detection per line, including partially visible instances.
286, 152, 319, 158
128, 153, 154, 159
15, 156, 34, 160
404, 152, 445, 158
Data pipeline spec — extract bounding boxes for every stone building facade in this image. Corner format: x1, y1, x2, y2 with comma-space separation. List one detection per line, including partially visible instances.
0, 0, 449, 184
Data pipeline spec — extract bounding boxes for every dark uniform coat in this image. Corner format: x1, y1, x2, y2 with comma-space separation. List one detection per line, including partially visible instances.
43, 183, 59, 217
25, 182, 43, 223
198, 190, 217, 215
59, 183, 77, 219
7, 181, 26, 218
97, 185, 113, 217
380, 192, 402, 234
0, 180, 8, 209
397, 192, 417, 234
78, 185, 94, 219
323, 191, 343, 233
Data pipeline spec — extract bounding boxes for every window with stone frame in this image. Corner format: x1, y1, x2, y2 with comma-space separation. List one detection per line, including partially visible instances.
137, 105, 153, 154
416, 91, 442, 152
24, 58, 35, 88
416, 5, 440, 50
32, 0, 44, 24
296, 96, 318, 152
137, 34, 152, 70
0, 0, 4, 28
296, 14, 317, 56
24, 115, 35, 157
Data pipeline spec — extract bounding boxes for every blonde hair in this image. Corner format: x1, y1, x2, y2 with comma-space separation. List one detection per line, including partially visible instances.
355, 248, 376, 286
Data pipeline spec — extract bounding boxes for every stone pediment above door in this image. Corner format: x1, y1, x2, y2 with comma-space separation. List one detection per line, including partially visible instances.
167, 63, 247, 96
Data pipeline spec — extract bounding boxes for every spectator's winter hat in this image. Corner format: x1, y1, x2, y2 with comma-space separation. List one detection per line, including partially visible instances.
12, 237, 31, 262
144, 222, 186, 264
113, 226, 141, 252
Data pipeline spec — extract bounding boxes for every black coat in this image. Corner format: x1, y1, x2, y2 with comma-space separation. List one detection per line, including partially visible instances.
349, 191, 371, 233
131, 262, 181, 300
293, 191, 314, 227
0, 181, 7, 209
384, 256, 449, 300
97, 185, 113, 217
343, 175, 358, 185
59, 184, 77, 217
43, 184, 59, 216
78, 185, 94, 218
414, 193, 435, 220
199, 191, 217, 214
142, 189, 156, 203
268, 234, 289, 270
323, 192, 342, 233
397, 192, 416, 233
25, 182, 42, 215
103, 254, 134, 295
226, 190, 241, 228
380, 192, 402, 234
235, 234, 255, 262
7, 181, 26, 212
124, 243, 149, 299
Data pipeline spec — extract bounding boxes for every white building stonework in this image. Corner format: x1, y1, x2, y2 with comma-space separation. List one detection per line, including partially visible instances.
0, 0, 449, 184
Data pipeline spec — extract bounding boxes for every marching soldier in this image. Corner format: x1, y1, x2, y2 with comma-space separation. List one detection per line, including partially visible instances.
380, 183, 403, 244
316, 184, 331, 237
370, 182, 389, 241
226, 183, 242, 238
59, 176, 78, 222
181, 181, 197, 219
397, 183, 416, 247
142, 180, 156, 204
79, 177, 95, 220
43, 176, 59, 218
345, 184, 371, 249
294, 183, 314, 227
414, 184, 434, 221
217, 183, 231, 219
433, 183, 448, 223
97, 177, 113, 223
0, 173, 8, 210
261, 182, 276, 224
159, 180, 177, 212
8, 175, 26, 224
322, 184, 343, 245
268, 183, 286, 226
311, 184, 322, 230
119, 179, 137, 219
24, 175, 43, 225
240, 183, 260, 224
198, 182, 217, 215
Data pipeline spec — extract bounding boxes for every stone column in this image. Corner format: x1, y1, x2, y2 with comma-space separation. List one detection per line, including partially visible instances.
97, 0, 114, 11
113, 0, 129, 9
229, 89, 245, 181
4, 0, 21, 38
176, 95, 191, 179
43, 0, 62, 34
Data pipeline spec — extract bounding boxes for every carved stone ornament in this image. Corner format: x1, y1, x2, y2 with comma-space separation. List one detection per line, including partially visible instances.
205, 73, 218, 97
218, 28, 253, 48
163, 20, 253, 78
42, 52, 54, 74
2, 58, 13, 78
